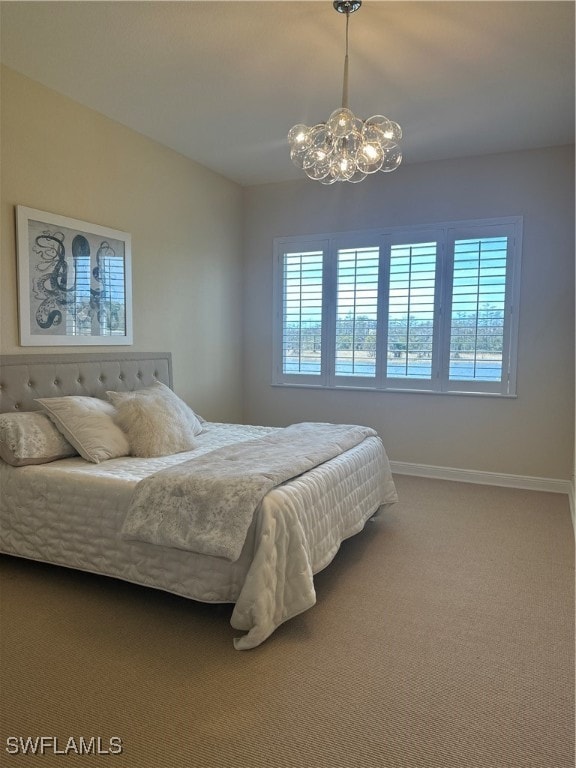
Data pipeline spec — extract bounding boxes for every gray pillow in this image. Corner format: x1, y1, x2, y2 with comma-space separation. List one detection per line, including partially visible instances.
0, 411, 77, 466
35, 396, 130, 463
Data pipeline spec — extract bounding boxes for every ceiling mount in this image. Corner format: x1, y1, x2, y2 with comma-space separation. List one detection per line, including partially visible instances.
333, 1, 362, 14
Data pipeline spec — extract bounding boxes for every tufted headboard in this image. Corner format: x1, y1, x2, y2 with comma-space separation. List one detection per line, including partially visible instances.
0, 352, 172, 413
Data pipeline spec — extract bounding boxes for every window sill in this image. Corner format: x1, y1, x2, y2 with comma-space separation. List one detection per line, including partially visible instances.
271, 382, 517, 398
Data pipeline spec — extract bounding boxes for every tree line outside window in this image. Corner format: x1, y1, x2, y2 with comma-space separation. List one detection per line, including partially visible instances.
285, 310, 505, 358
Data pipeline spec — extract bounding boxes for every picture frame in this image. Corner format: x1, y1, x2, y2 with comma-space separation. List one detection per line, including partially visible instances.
16, 206, 133, 346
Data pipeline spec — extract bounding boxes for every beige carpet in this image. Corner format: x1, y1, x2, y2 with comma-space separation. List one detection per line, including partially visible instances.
0, 475, 574, 768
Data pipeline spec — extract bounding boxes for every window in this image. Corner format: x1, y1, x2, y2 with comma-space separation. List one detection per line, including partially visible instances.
335, 246, 379, 377
387, 240, 437, 381
448, 235, 508, 383
273, 217, 522, 396
281, 246, 325, 381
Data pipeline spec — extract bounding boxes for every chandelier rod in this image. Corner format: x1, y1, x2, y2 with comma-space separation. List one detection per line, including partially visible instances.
342, 9, 350, 109
336, 0, 361, 109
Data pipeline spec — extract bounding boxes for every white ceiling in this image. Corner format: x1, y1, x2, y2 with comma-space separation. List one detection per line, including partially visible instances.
1, 1, 574, 186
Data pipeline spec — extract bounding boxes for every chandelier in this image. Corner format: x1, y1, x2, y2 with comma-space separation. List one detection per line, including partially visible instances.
288, 0, 402, 184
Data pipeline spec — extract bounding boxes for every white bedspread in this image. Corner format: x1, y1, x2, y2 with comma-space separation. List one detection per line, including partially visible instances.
1, 422, 397, 649
122, 422, 377, 562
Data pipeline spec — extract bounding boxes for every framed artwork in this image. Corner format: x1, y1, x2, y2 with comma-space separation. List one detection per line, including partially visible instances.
16, 206, 133, 346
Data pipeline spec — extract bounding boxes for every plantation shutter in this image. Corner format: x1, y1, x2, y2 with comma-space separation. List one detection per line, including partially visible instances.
386, 240, 438, 383
442, 221, 519, 395
335, 246, 379, 381
275, 246, 326, 383
448, 237, 508, 382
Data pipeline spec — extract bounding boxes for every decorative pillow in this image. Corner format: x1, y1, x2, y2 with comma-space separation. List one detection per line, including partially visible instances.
106, 381, 202, 458
0, 411, 78, 467
35, 396, 130, 464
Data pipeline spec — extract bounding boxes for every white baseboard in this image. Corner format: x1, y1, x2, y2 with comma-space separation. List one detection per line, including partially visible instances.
390, 461, 572, 496
569, 481, 575, 532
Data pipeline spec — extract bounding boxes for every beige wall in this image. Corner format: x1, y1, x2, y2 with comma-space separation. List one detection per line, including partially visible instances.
2, 66, 573, 480
0, 67, 244, 422
242, 145, 575, 480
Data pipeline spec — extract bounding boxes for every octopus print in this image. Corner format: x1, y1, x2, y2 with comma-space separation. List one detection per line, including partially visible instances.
30, 227, 125, 336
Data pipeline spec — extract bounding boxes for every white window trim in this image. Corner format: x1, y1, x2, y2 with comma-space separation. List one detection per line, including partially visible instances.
273, 217, 522, 397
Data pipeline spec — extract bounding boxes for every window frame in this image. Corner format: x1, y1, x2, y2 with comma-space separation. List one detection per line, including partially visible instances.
272, 217, 522, 397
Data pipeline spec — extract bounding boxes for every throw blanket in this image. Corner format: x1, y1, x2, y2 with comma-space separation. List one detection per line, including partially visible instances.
121, 422, 377, 562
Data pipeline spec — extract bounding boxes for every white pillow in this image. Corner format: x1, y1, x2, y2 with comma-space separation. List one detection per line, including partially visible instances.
107, 381, 202, 458
0, 411, 77, 466
35, 396, 130, 464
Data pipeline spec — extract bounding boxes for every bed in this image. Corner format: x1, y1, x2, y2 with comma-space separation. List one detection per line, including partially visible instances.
0, 352, 397, 649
